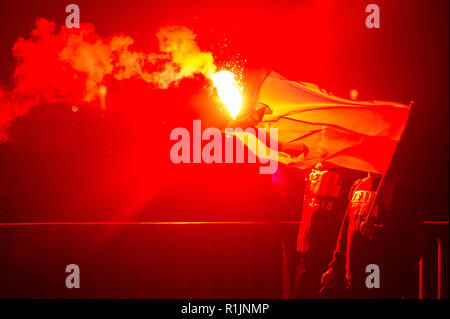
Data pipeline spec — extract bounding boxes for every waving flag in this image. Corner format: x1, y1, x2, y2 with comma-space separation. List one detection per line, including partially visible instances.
233, 71, 411, 174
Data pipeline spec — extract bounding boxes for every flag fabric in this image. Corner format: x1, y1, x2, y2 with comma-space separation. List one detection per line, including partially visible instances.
233, 71, 411, 174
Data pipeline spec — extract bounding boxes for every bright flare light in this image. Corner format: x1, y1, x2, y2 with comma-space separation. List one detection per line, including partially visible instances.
211, 70, 243, 119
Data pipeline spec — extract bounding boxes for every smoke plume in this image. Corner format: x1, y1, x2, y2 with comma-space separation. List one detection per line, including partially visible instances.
0, 18, 219, 141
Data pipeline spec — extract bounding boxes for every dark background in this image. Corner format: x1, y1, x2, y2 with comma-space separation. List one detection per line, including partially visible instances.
0, 0, 448, 298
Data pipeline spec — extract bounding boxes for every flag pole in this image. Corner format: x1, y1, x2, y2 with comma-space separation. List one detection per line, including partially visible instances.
363, 101, 415, 224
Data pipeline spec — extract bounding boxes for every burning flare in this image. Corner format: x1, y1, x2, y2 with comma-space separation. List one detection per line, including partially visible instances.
210, 70, 243, 119
0, 18, 245, 141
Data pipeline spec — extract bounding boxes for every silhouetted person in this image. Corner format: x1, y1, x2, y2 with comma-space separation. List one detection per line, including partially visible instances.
292, 162, 362, 298
321, 173, 422, 298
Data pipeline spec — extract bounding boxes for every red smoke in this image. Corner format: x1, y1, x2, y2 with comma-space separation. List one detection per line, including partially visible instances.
0, 18, 221, 141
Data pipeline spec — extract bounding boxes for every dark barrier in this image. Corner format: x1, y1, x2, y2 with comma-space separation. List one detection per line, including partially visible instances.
0, 221, 447, 299
420, 222, 449, 299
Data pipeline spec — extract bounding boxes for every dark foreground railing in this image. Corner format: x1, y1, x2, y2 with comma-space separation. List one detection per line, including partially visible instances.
0, 221, 447, 298
419, 221, 448, 299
